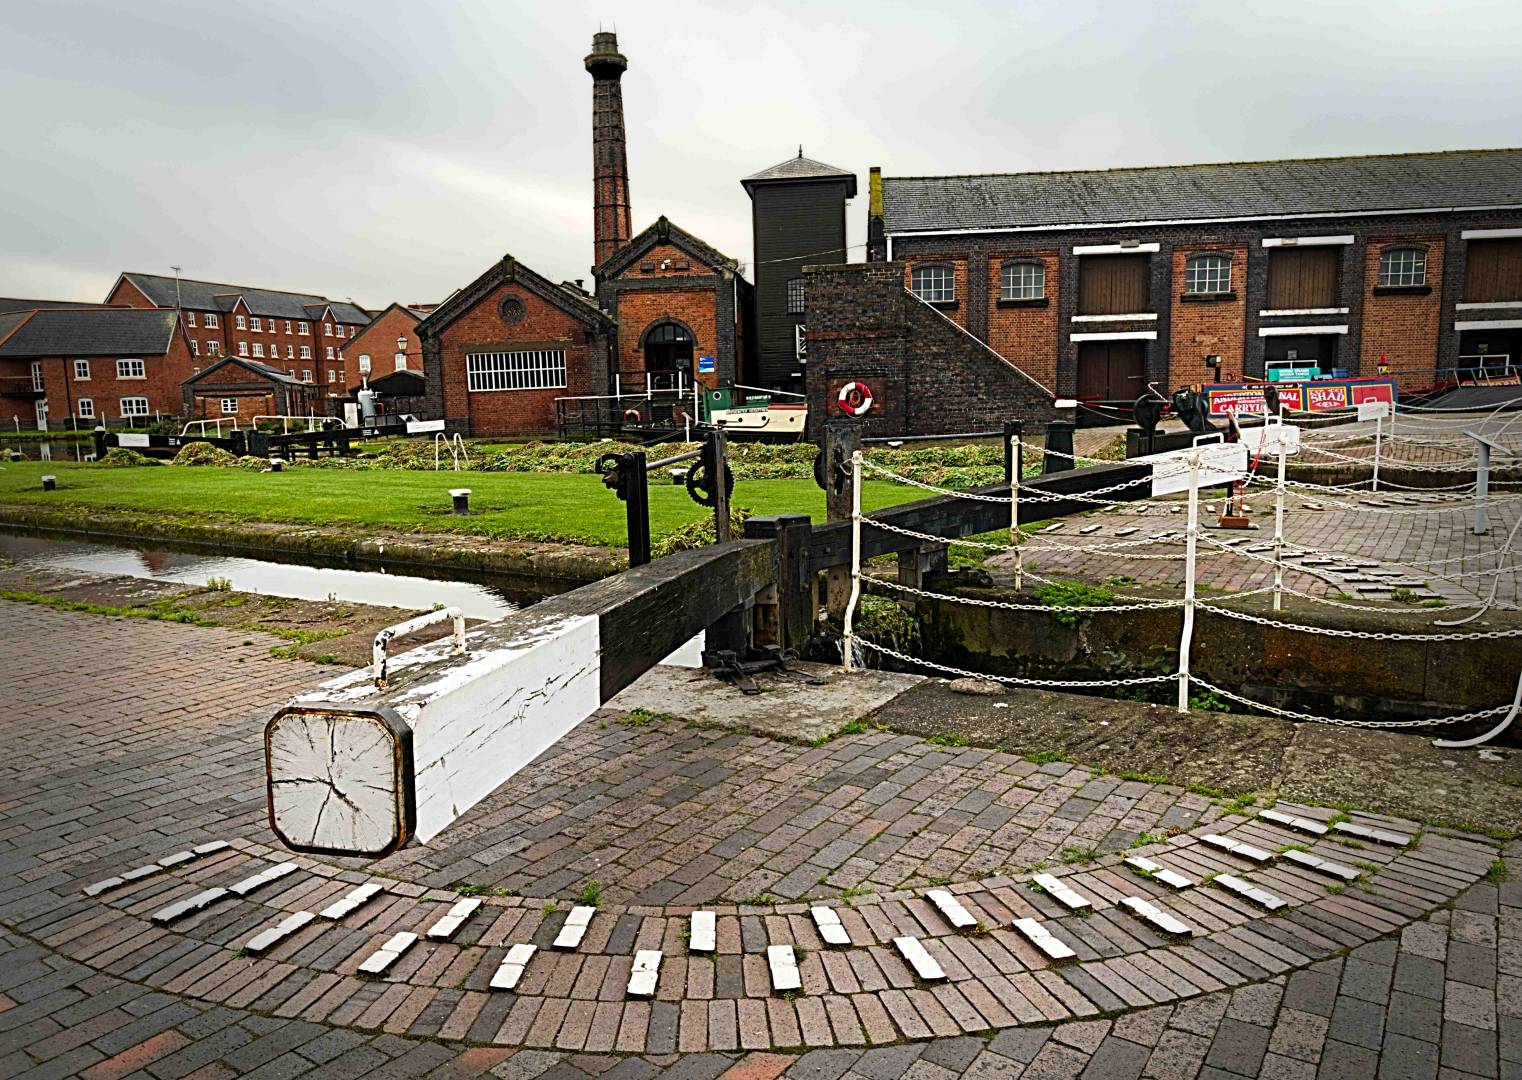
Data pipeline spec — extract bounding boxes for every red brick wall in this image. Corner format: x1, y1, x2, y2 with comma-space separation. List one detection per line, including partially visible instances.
901, 257, 968, 328
341, 307, 420, 390
618, 243, 713, 280
1170, 243, 1249, 386
437, 283, 600, 436
1360, 236, 1444, 379
986, 251, 1059, 391
610, 286, 721, 389
36, 330, 197, 424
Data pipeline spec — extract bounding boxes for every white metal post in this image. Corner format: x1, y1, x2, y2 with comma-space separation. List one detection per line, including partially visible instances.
1177, 452, 1201, 712
1371, 412, 1383, 492
1272, 411, 1287, 612
1475, 440, 1491, 536
842, 449, 864, 671
1010, 434, 1022, 591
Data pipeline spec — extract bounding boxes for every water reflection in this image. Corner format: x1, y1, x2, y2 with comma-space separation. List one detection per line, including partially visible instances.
0, 532, 523, 620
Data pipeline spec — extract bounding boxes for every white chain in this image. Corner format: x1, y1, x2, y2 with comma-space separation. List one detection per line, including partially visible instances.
1196, 601, 1522, 641
866, 575, 1186, 613
1189, 677, 1515, 730
856, 639, 1176, 688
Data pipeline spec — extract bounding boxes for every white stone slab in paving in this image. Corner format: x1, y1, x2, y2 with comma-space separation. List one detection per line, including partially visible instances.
925, 889, 978, 929
228, 862, 300, 897
1119, 896, 1192, 936
156, 851, 195, 868
1214, 873, 1287, 910
319, 882, 384, 920
1202, 834, 1275, 863
244, 911, 316, 955
767, 944, 801, 991
120, 865, 164, 883
552, 906, 595, 950
1031, 873, 1092, 911
628, 950, 662, 997
1281, 848, 1361, 882
1259, 809, 1330, 836
810, 906, 851, 946
1012, 917, 1076, 960
490, 943, 537, 991
82, 876, 125, 897
150, 887, 230, 924
1333, 821, 1412, 847
688, 911, 717, 953
1124, 857, 1195, 890
893, 936, 946, 981
192, 840, 232, 856
425, 898, 482, 941
357, 931, 418, 975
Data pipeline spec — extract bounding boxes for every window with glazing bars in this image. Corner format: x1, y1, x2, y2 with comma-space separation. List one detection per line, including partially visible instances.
786, 277, 805, 314
1378, 248, 1426, 287
466, 349, 567, 392
910, 265, 955, 303
1000, 261, 1045, 300
1185, 253, 1231, 294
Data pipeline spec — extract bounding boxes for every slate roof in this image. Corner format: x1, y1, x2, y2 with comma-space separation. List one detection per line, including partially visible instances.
594, 216, 742, 279
0, 308, 178, 358
881, 148, 1522, 233
742, 153, 857, 196
0, 297, 109, 315
183, 356, 301, 386
117, 273, 370, 323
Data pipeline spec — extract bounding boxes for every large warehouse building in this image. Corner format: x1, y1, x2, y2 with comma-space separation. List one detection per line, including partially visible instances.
848, 149, 1522, 422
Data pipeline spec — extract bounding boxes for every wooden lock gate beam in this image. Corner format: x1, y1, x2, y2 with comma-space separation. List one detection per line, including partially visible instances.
265, 538, 778, 858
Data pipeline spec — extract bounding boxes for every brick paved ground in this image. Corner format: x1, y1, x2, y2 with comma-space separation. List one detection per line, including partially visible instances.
2, 600, 1518, 1078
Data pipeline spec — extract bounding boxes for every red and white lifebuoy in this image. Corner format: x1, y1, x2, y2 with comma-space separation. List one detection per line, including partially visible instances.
836, 381, 875, 417
623, 408, 641, 422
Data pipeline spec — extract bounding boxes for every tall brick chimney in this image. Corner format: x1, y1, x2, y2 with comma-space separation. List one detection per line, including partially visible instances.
586, 31, 632, 271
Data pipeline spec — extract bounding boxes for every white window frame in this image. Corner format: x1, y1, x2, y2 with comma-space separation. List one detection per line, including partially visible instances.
238, 342, 248, 356
116, 358, 146, 379
250, 316, 262, 331
1000, 260, 1046, 301
235, 314, 247, 329
73, 359, 91, 381
335, 325, 345, 339
395, 352, 408, 371
1184, 253, 1232, 295
324, 322, 333, 336
204, 313, 219, 328
221, 398, 238, 415
207, 340, 221, 356
252, 343, 264, 358
190, 339, 199, 357
300, 345, 312, 359
186, 312, 197, 327
286, 344, 295, 359
910, 264, 956, 304
301, 369, 313, 383
466, 349, 567, 392
1378, 247, 1427, 288
284, 320, 293, 334
297, 321, 309, 335
30, 361, 44, 392
328, 368, 338, 384
76, 397, 94, 419
325, 346, 334, 360
120, 396, 149, 418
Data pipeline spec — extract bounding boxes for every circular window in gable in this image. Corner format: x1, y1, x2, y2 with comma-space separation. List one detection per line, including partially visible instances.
498, 296, 526, 325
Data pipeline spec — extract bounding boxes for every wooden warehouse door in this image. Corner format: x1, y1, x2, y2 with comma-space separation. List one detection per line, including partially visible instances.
1266, 248, 1340, 309
1076, 342, 1146, 401
1077, 255, 1150, 315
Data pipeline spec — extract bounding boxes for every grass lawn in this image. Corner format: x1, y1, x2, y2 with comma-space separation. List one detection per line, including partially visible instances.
0, 462, 927, 547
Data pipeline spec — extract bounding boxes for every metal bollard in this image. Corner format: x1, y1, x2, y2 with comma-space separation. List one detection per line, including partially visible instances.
450, 488, 471, 515
1043, 420, 1075, 474
41, 474, 56, 491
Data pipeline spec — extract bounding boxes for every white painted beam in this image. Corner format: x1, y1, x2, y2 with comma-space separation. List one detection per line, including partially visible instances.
1462, 227, 1522, 240
1258, 325, 1349, 337
1455, 319, 1522, 332
1072, 242, 1161, 255
1070, 330, 1159, 342
1261, 235, 1355, 247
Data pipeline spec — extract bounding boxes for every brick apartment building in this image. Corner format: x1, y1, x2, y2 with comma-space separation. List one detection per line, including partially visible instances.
854, 149, 1522, 423
0, 307, 194, 428
106, 273, 370, 405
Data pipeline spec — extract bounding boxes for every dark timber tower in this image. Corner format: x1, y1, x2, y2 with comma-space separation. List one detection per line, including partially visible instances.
586, 31, 633, 271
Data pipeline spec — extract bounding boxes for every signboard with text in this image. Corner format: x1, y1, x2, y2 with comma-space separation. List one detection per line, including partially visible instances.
1203, 378, 1396, 418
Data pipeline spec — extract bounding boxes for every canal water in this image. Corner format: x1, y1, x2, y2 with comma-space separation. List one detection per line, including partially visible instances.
0, 531, 525, 620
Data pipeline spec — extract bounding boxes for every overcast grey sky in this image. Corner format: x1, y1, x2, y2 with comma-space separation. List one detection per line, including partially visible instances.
4, 0, 1520, 309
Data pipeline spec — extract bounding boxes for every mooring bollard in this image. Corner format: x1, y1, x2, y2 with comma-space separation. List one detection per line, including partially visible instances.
41, 474, 56, 491
269, 458, 283, 473
1043, 419, 1075, 474
450, 488, 471, 515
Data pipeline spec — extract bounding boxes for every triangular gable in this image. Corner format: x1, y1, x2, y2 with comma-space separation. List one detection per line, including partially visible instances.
345, 303, 423, 353
181, 354, 298, 387
417, 254, 613, 340
594, 216, 741, 280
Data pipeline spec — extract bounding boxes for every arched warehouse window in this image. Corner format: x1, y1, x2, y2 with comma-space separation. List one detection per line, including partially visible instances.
910, 264, 955, 304
1000, 260, 1046, 301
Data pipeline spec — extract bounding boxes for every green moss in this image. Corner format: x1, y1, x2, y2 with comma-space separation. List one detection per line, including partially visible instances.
1032, 580, 1116, 627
